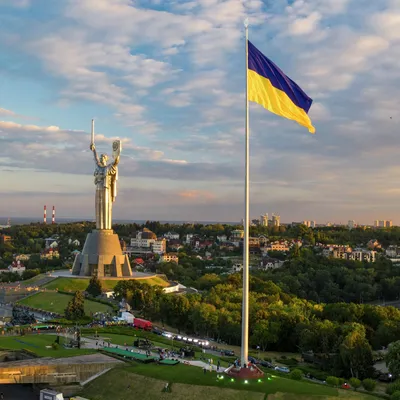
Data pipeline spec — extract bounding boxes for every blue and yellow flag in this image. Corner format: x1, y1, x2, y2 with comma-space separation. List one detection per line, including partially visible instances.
248, 41, 315, 133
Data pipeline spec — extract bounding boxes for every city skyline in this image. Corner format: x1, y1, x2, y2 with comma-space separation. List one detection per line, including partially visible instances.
1, 0, 400, 223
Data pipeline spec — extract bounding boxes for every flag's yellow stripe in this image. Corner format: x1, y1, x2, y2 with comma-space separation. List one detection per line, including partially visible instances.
248, 69, 315, 134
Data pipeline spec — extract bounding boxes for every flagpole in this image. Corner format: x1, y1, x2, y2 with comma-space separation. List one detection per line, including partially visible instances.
241, 18, 250, 369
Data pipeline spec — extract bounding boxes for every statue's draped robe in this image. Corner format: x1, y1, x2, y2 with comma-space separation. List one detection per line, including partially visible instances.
94, 163, 118, 230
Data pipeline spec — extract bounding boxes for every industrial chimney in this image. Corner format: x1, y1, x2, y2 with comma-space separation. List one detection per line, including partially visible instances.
43, 205, 47, 224
52, 206, 56, 224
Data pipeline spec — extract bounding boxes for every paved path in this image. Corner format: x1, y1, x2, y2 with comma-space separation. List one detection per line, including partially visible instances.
80, 335, 226, 373
51, 270, 156, 279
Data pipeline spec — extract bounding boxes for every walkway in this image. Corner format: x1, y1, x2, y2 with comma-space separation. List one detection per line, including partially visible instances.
80, 335, 226, 373
51, 270, 156, 279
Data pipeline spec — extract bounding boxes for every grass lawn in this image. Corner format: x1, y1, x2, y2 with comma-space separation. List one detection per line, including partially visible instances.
80, 365, 341, 400
18, 292, 113, 315
126, 363, 338, 397
0, 334, 96, 358
42, 276, 169, 292
81, 368, 264, 400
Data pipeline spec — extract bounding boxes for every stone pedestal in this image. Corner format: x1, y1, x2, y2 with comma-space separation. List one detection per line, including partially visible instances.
72, 229, 132, 277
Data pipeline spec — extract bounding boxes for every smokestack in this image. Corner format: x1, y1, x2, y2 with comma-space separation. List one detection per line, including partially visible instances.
44, 205, 47, 224
52, 206, 55, 224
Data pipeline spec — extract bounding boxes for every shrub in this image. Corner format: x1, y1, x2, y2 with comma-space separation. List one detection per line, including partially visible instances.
326, 376, 339, 387
388, 380, 400, 395
277, 357, 298, 366
349, 377, 361, 391
51, 342, 59, 350
290, 369, 302, 380
392, 392, 400, 400
362, 378, 376, 392
298, 366, 328, 381
338, 378, 345, 386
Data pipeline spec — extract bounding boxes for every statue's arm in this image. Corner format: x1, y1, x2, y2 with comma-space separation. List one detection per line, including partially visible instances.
112, 155, 120, 167
90, 143, 101, 166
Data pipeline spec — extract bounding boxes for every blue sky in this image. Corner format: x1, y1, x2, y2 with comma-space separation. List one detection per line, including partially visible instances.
0, 0, 399, 224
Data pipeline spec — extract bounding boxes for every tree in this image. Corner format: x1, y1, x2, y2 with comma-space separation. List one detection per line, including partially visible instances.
252, 320, 281, 351
362, 378, 376, 392
349, 377, 361, 391
387, 341, 400, 377
86, 275, 102, 297
392, 392, 400, 400
339, 324, 374, 379
290, 369, 302, 380
65, 291, 85, 320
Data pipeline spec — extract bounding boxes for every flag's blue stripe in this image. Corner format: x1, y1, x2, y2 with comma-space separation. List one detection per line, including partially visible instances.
248, 41, 313, 113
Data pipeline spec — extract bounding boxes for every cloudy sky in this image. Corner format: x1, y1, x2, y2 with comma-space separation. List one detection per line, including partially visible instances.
0, 0, 399, 224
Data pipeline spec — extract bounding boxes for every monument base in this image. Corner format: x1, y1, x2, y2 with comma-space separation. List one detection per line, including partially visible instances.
72, 229, 132, 278
224, 364, 264, 380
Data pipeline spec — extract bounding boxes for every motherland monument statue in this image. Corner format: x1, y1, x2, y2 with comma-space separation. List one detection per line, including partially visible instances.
72, 120, 132, 277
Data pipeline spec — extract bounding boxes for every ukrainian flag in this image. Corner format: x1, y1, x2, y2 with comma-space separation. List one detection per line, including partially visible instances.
248, 41, 315, 133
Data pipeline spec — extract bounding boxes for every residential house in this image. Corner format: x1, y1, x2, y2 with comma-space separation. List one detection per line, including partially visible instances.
169, 243, 183, 251
258, 257, 284, 270
349, 249, 377, 262
230, 264, 243, 273
367, 239, 381, 250
152, 239, 166, 255
185, 234, 194, 244
230, 230, 244, 241
0, 234, 11, 244
129, 229, 166, 255
386, 245, 400, 258
160, 253, 179, 264
41, 248, 60, 259
268, 240, 290, 252
44, 237, 58, 249
68, 238, 81, 246
8, 260, 26, 275
219, 242, 235, 251
191, 237, 214, 250
164, 232, 180, 240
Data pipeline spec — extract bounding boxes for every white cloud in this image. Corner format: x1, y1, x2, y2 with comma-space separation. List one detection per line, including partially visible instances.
287, 11, 322, 36
0, 108, 16, 116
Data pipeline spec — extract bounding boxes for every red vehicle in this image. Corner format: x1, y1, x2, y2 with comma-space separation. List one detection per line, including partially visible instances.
133, 318, 152, 331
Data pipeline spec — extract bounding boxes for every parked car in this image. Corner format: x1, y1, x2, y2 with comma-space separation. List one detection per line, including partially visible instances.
152, 327, 163, 335
260, 360, 273, 368
274, 366, 290, 373
221, 349, 235, 356
248, 356, 259, 364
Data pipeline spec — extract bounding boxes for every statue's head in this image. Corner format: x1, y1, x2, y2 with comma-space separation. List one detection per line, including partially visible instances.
100, 154, 108, 166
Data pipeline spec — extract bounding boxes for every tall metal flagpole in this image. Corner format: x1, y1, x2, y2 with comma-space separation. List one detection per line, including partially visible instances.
241, 18, 250, 369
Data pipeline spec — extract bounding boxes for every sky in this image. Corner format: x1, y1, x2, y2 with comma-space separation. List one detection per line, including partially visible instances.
0, 0, 400, 224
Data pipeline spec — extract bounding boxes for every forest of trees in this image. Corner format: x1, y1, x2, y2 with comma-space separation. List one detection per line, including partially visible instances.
113, 277, 400, 379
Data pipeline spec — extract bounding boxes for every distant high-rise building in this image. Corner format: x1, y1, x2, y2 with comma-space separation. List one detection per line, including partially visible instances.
260, 213, 268, 226
374, 220, 393, 228
302, 220, 316, 228
271, 214, 280, 227
348, 220, 356, 229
